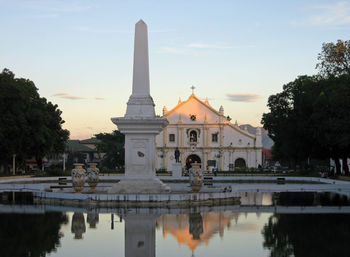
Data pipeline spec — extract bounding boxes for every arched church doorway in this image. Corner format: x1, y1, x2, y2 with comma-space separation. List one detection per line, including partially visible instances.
234, 158, 246, 168
186, 154, 201, 170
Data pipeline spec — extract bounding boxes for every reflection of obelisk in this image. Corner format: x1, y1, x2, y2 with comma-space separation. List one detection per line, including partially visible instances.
123, 214, 158, 257
109, 20, 170, 194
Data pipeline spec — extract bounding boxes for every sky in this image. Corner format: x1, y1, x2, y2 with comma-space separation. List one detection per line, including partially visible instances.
1, 0, 350, 139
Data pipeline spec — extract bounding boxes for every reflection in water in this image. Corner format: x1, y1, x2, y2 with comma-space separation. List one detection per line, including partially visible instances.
124, 214, 158, 257
71, 212, 86, 239
87, 212, 99, 228
262, 214, 350, 257
189, 213, 203, 240
1, 192, 350, 257
276, 191, 350, 206
262, 192, 350, 257
157, 211, 234, 252
0, 212, 68, 257
239, 192, 273, 206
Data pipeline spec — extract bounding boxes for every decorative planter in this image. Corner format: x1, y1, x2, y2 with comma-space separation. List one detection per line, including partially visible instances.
86, 163, 99, 192
189, 163, 203, 192
71, 163, 86, 193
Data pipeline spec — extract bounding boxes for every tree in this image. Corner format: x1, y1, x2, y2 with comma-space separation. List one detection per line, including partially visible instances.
316, 40, 350, 77
263, 40, 350, 174
316, 40, 350, 174
261, 76, 317, 169
95, 130, 125, 170
0, 69, 69, 172
262, 74, 350, 173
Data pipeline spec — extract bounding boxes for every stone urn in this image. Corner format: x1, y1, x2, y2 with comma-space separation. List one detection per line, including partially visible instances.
86, 163, 99, 192
189, 163, 203, 192
71, 163, 86, 193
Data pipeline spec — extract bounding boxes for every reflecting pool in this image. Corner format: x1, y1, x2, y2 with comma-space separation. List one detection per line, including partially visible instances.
1, 192, 350, 257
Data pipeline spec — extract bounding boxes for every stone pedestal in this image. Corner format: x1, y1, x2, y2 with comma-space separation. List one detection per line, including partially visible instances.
189, 163, 203, 192
172, 163, 182, 177
108, 118, 170, 194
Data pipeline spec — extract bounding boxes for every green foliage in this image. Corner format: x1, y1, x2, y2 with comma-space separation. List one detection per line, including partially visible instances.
262, 74, 350, 171
156, 168, 168, 173
0, 69, 69, 172
263, 40, 350, 174
95, 130, 124, 170
66, 152, 86, 170
316, 40, 350, 77
99, 166, 124, 174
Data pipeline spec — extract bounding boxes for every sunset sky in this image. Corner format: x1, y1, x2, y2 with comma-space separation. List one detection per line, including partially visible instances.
1, 0, 350, 139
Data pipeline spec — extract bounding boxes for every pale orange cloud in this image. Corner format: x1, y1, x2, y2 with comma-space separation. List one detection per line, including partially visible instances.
226, 93, 260, 102
53, 93, 85, 100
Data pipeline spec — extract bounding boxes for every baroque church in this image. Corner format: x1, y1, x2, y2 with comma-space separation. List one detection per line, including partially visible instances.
155, 92, 263, 172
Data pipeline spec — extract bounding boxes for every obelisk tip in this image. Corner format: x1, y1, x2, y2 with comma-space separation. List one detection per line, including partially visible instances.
136, 19, 146, 26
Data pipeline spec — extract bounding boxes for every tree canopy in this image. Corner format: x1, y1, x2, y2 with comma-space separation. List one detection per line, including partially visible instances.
0, 69, 69, 172
262, 74, 350, 173
316, 40, 350, 77
262, 40, 350, 174
95, 130, 125, 170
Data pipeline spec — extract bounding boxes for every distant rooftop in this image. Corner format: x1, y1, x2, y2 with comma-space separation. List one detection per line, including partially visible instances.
66, 140, 96, 152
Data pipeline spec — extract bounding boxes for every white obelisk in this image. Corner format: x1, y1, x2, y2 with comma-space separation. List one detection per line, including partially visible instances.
109, 20, 170, 194
125, 19, 155, 118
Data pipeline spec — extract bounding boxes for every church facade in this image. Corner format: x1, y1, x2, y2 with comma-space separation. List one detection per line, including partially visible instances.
155, 93, 263, 172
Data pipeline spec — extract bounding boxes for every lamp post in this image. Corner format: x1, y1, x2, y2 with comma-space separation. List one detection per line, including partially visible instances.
12, 154, 16, 175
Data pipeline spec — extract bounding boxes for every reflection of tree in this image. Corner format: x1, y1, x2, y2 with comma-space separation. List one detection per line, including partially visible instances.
262, 214, 350, 257
0, 212, 68, 257
275, 192, 350, 206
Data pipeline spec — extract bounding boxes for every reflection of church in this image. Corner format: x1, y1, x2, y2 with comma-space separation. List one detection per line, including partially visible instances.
155, 93, 263, 171
157, 211, 234, 252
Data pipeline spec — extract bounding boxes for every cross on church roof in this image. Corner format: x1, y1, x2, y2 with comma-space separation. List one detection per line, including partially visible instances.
191, 85, 195, 94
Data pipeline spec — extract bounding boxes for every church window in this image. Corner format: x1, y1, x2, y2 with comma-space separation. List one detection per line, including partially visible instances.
190, 130, 197, 142
189, 114, 197, 121
169, 134, 175, 142
212, 133, 218, 142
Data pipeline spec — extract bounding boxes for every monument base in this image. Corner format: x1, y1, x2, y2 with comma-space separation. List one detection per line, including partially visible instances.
172, 163, 182, 178
108, 177, 171, 194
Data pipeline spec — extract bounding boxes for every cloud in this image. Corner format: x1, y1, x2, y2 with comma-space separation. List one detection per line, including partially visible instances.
188, 43, 233, 49
294, 1, 350, 26
23, 0, 92, 13
71, 26, 132, 34
70, 131, 92, 140
53, 93, 85, 100
226, 93, 260, 102
187, 43, 256, 49
160, 43, 255, 55
95, 97, 105, 100
149, 29, 176, 33
159, 47, 189, 54
20, 0, 93, 19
